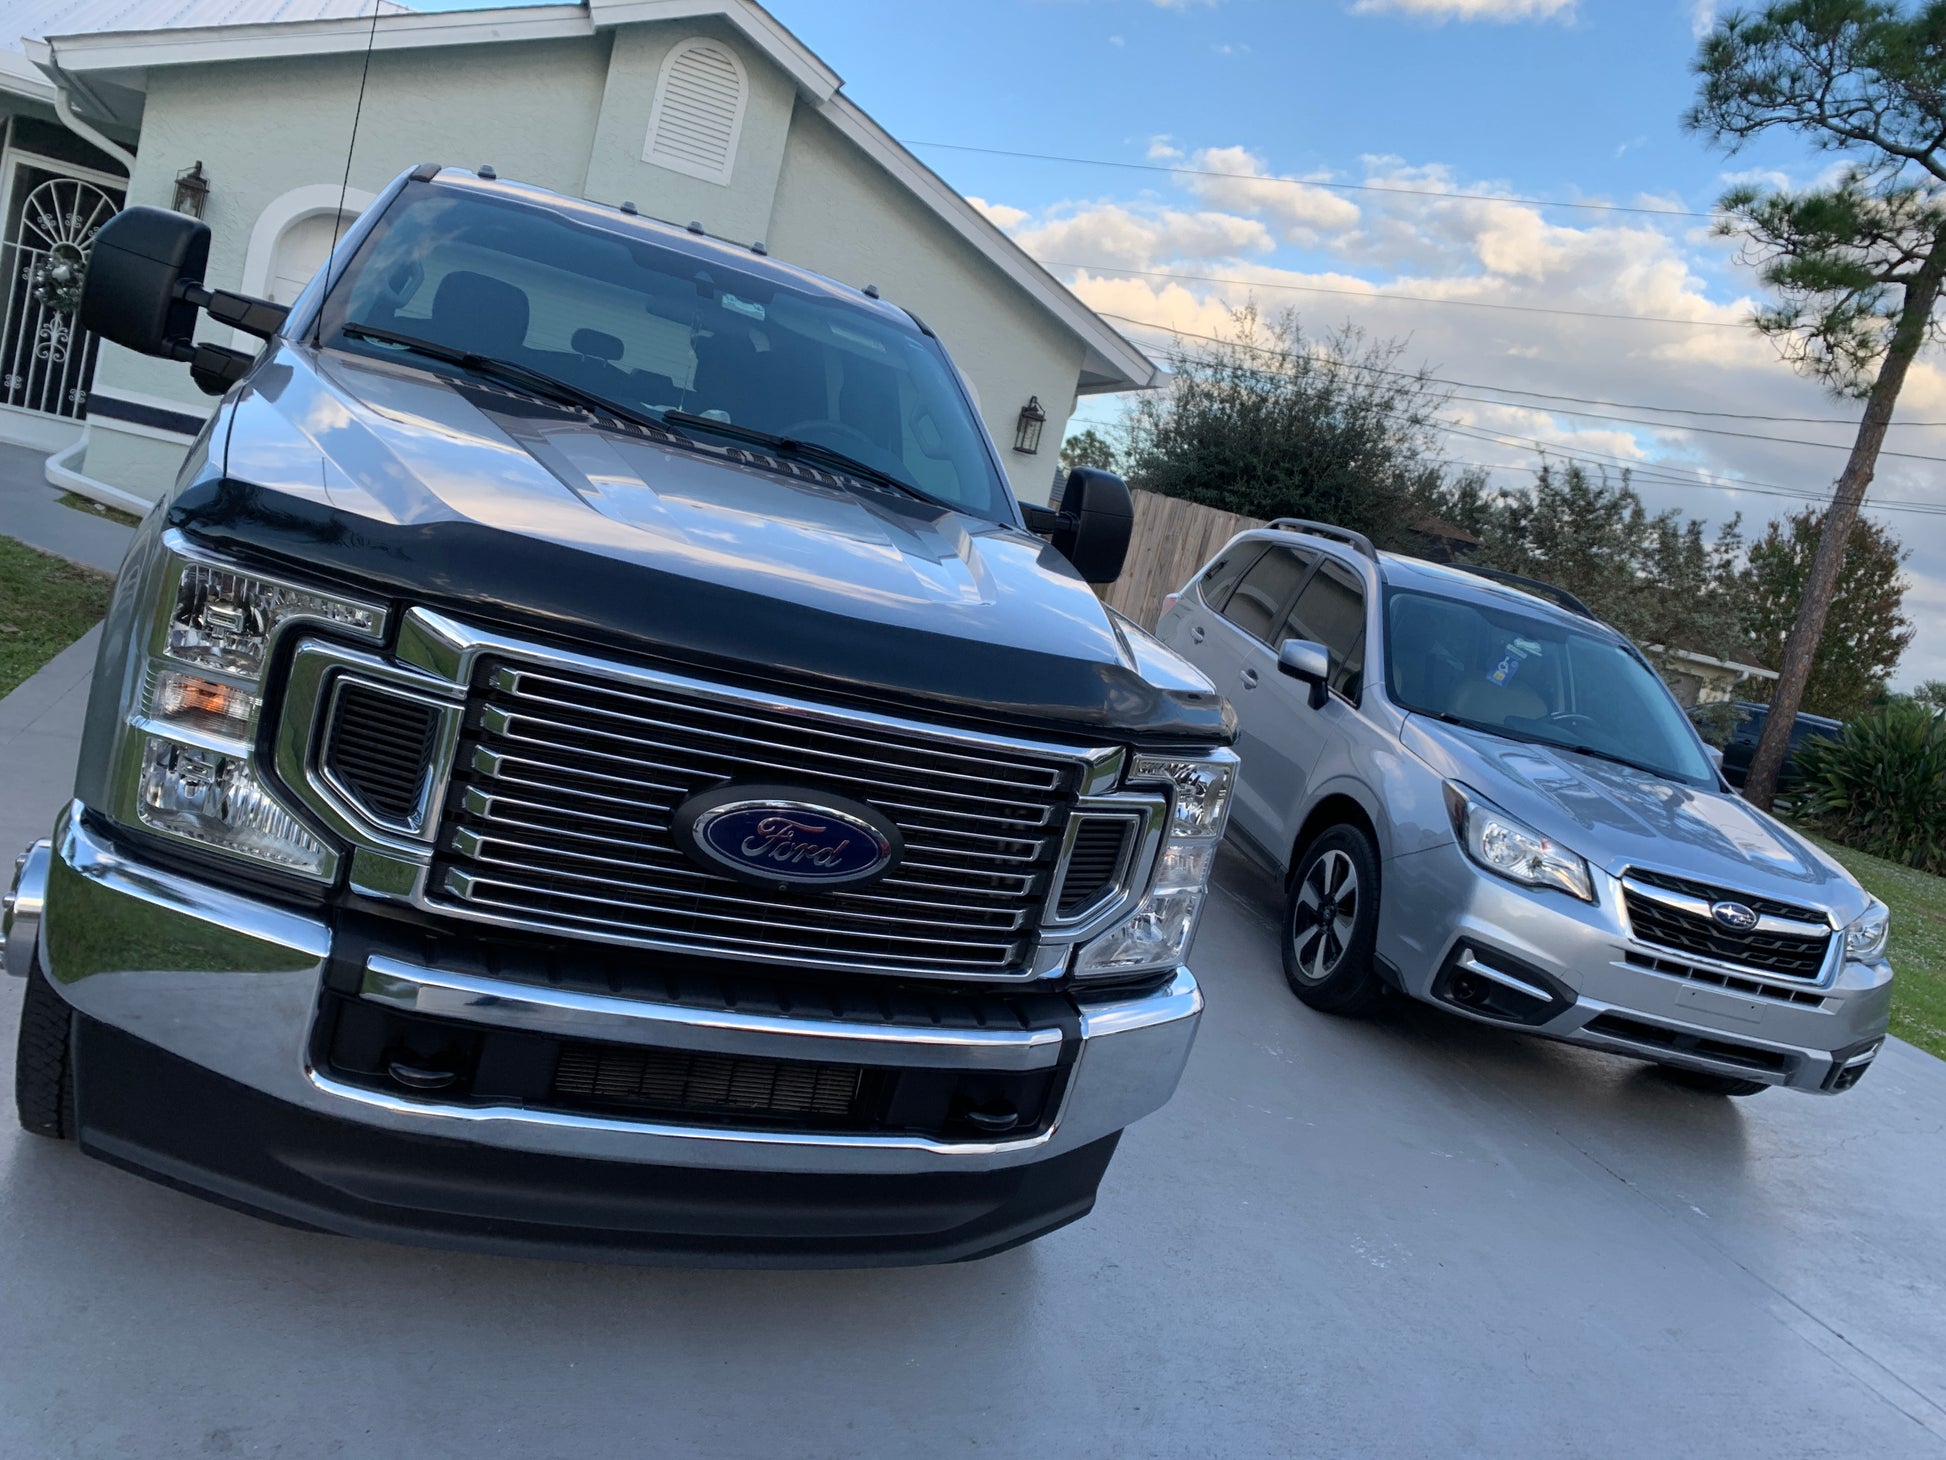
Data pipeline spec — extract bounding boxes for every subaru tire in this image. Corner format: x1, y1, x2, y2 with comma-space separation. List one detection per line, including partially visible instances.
1283, 825, 1386, 1018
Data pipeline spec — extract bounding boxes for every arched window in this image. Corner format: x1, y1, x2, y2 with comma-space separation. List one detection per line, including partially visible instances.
642, 37, 748, 186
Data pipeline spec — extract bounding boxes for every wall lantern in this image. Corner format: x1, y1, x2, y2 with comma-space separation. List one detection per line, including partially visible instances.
172, 161, 210, 219
1013, 395, 1046, 455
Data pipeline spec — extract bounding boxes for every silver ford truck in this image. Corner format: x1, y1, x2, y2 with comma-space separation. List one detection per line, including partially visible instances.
3, 165, 1234, 1265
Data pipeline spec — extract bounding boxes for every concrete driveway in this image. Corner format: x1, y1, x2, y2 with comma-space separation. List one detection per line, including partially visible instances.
2, 633, 1943, 1459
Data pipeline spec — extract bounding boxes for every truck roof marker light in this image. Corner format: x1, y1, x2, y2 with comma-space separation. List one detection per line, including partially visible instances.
686, 220, 706, 235
751, 241, 768, 255
477, 164, 497, 180
863, 284, 880, 299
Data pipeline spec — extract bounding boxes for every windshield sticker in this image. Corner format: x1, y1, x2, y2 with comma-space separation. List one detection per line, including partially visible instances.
720, 293, 766, 321
1486, 641, 1533, 687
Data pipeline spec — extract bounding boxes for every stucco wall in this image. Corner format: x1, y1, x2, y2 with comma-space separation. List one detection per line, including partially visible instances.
767, 108, 1082, 505
582, 16, 794, 245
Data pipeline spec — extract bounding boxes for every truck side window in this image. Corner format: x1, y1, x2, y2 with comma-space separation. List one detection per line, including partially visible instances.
1196, 543, 1268, 613
1280, 558, 1366, 697
1221, 546, 1315, 642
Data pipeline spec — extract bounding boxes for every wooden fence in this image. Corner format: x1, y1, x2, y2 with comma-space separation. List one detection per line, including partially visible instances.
1098, 490, 1266, 630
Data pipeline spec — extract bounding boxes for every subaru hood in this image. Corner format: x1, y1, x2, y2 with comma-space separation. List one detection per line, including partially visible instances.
1401, 715, 1865, 916
174, 343, 1230, 744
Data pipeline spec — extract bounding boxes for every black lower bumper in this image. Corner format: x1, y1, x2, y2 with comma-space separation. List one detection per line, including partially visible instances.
70, 1017, 1119, 1268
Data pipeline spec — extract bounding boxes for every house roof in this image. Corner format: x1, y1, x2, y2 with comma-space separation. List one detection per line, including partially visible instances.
18, 0, 1157, 393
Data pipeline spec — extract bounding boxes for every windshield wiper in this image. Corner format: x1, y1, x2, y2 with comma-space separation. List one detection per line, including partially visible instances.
341, 323, 669, 436
661, 409, 940, 506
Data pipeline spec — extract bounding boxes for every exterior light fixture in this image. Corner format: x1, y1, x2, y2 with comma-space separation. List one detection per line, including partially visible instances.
172, 161, 210, 219
1013, 395, 1046, 455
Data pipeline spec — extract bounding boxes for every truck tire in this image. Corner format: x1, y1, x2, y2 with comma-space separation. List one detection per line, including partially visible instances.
1282, 825, 1386, 1018
1658, 1066, 1769, 1098
14, 952, 75, 1139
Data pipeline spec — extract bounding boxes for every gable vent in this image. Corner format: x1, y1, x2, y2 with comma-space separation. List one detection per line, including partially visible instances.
643, 38, 748, 186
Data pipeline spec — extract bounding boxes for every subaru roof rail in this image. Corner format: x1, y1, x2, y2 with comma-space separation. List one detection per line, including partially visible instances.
1268, 518, 1379, 561
1455, 564, 1599, 620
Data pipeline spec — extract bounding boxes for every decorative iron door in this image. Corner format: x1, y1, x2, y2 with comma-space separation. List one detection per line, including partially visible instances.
0, 168, 123, 420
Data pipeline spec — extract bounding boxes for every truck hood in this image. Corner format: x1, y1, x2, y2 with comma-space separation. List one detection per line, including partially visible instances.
181, 344, 1230, 744
1400, 715, 1865, 916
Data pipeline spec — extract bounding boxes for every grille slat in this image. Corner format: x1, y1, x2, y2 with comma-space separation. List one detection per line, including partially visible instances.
432, 656, 1090, 974
553, 1042, 866, 1121
1622, 870, 1831, 980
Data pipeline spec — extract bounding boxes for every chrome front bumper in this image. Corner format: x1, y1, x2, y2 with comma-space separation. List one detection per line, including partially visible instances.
23, 803, 1204, 1175
1378, 841, 1895, 1093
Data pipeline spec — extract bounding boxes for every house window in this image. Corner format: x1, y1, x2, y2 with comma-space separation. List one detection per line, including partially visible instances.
642, 38, 748, 186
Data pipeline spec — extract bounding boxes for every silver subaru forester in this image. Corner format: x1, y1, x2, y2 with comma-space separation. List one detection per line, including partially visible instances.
1157, 520, 1894, 1095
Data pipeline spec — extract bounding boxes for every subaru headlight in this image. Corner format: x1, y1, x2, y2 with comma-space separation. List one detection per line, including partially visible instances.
110, 535, 384, 880
1841, 899, 1890, 962
1444, 782, 1592, 902
1074, 752, 1235, 978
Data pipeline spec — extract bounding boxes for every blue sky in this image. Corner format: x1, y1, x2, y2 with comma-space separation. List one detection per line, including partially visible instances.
414, 0, 1942, 687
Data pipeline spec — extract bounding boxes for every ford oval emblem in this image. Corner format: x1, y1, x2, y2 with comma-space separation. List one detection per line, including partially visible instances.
672, 783, 902, 889
1710, 900, 1760, 932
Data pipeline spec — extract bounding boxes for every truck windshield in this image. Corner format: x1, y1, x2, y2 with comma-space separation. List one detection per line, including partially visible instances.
1385, 589, 1717, 787
316, 185, 1012, 521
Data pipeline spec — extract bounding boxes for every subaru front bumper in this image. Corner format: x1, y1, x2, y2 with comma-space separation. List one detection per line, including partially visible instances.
1378, 840, 1894, 1093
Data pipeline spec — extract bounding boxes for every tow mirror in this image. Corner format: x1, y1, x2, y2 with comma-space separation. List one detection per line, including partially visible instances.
81, 205, 290, 396
1277, 638, 1331, 710
1021, 467, 1133, 584
1704, 744, 1726, 772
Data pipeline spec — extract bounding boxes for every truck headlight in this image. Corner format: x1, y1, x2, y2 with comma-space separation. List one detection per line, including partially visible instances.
108, 535, 384, 880
1074, 753, 1235, 978
1445, 782, 1593, 902
1842, 899, 1890, 962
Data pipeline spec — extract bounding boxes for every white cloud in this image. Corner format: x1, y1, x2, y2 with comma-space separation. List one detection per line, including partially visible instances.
1691, 0, 1716, 39
1109, 32, 1125, 44
1176, 145, 1362, 239
1147, 135, 1183, 161
967, 196, 1028, 230
1011, 203, 1276, 267
1350, 0, 1576, 20
1003, 153, 1946, 688
1150, 0, 1223, 8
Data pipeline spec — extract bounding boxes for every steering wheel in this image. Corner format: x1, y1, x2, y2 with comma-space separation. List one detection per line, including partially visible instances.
1547, 713, 1600, 734
778, 418, 885, 461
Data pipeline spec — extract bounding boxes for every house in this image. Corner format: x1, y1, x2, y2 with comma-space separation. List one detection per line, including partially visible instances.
5, 0, 1155, 508
1642, 641, 1778, 708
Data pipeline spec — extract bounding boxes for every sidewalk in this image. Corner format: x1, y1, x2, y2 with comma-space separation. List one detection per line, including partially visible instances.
0, 441, 136, 576
0, 626, 98, 857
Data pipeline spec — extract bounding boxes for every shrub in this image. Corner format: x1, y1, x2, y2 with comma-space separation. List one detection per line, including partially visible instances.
1793, 702, 1946, 874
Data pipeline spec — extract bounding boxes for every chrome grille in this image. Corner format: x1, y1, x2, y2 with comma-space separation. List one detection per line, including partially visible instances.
430, 660, 1091, 974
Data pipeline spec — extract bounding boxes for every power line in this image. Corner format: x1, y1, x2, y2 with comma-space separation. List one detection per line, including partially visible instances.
901, 139, 1723, 221
1095, 311, 1946, 460
1048, 260, 1752, 329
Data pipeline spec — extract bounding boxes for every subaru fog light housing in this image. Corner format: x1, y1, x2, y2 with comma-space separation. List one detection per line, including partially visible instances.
1842, 898, 1890, 962
138, 738, 330, 873
1075, 753, 1236, 978
1445, 782, 1593, 902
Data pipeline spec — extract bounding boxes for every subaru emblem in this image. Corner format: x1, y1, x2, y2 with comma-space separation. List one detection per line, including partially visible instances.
1710, 900, 1759, 932
673, 783, 901, 889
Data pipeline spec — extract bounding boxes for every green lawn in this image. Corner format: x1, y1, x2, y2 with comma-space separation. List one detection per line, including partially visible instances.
1807, 833, 1946, 1062
57, 490, 142, 529
0, 537, 112, 699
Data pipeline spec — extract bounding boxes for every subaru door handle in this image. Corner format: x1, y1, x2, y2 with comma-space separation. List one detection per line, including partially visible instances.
1240, 667, 1259, 689
1190, 625, 1206, 643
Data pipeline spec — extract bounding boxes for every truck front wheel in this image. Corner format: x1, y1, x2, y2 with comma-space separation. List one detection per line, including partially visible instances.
14, 953, 75, 1139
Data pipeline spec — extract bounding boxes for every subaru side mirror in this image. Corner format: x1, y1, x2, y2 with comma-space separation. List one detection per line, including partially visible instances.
1053, 467, 1134, 584
81, 205, 289, 395
1277, 638, 1331, 710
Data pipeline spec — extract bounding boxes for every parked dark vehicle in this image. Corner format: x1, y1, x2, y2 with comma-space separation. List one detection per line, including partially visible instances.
1696, 700, 1845, 791
1, 166, 1236, 1265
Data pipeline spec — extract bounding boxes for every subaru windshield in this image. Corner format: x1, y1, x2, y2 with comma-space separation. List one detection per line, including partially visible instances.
1384, 588, 1717, 788
316, 185, 1013, 522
